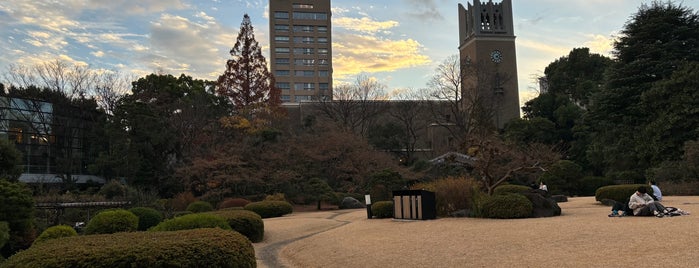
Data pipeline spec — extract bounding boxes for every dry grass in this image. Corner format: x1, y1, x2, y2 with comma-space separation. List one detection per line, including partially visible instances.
256, 196, 699, 268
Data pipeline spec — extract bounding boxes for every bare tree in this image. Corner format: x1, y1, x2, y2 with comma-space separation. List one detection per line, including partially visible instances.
93, 71, 133, 115
314, 73, 388, 137
386, 89, 430, 164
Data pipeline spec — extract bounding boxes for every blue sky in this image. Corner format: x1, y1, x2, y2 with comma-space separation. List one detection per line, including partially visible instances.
1, 0, 697, 105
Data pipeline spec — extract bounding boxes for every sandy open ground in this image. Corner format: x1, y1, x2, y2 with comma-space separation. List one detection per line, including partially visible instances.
253, 196, 699, 268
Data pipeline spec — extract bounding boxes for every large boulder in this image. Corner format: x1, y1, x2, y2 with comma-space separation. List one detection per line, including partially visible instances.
339, 197, 365, 209
520, 189, 561, 218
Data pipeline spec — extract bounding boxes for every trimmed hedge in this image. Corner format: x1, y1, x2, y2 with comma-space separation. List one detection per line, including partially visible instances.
2, 228, 255, 268
187, 201, 214, 213
493, 184, 531, 195
207, 210, 264, 243
129, 207, 163, 231
481, 194, 533, 219
595, 184, 652, 203
218, 198, 251, 209
149, 213, 231, 232
244, 201, 293, 218
33, 225, 77, 245
84, 209, 138, 234
371, 201, 394, 219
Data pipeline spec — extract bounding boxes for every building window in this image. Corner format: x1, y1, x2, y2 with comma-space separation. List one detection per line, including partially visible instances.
318, 70, 329, 77
274, 12, 289, 19
281, 95, 291, 102
294, 83, 314, 90
317, 37, 328, 44
294, 36, 314, 43
317, 26, 328, 32
293, 3, 314, 9
319, 83, 329, 90
275, 47, 290, 53
276, 82, 290, 90
274, 24, 289, 32
295, 70, 314, 76
317, 48, 329, 55
276, 58, 290, 65
293, 12, 327, 20
274, 36, 289, 42
294, 59, 314, 66
295, 95, 312, 102
318, 59, 329, 66
293, 47, 313, 55
275, 70, 290, 76
293, 25, 314, 32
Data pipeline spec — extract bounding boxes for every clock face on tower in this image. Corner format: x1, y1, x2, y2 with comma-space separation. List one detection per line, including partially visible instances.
490, 50, 503, 63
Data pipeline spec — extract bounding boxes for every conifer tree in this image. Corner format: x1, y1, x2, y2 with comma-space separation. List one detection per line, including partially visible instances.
216, 14, 281, 131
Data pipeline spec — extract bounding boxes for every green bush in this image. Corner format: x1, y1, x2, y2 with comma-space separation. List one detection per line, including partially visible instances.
493, 184, 531, 195
0, 138, 23, 182
84, 209, 138, 235
0, 180, 36, 254
371, 201, 394, 218
263, 193, 286, 201
480, 194, 533, 219
98, 180, 127, 199
2, 228, 255, 268
33, 225, 77, 245
244, 201, 293, 218
411, 176, 480, 217
207, 210, 264, 243
186, 201, 214, 213
128, 207, 163, 231
578, 176, 615, 196
595, 184, 651, 203
149, 213, 231, 232
0, 221, 9, 249
218, 198, 252, 209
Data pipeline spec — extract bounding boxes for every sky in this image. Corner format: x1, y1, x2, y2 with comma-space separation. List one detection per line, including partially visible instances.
1, 0, 698, 106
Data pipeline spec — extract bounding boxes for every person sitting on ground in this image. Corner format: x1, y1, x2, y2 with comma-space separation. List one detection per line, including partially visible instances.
649, 180, 662, 201
628, 186, 668, 217
539, 181, 548, 191
608, 199, 633, 217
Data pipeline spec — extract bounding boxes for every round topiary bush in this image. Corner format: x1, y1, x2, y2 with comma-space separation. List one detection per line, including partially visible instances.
371, 201, 394, 219
3, 228, 255, 267
186, 201, 214, 213
595, 184, 651, 203
84, 209, 138, 235
244, 201, 293, 218
493, 184, 531, 195
207, 209, 264, 242
149, 213, 231, 232
217, 198, 252, 209
128, 207, 163, 231
33, 225, 77, 245
481, 194, 533, 219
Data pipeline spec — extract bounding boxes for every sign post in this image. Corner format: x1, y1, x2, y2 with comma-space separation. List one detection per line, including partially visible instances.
365, 194, 372, 219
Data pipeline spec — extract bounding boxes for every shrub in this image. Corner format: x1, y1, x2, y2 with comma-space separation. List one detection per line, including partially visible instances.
207, 210, 264, 243
84, 209, 138, 235
0, 138, 23, 182
244, 201, 293, 218
480, 194, 533, 219
171, 192, 197, 211
0, 180, 36, 254
33, 225, 77, 245
595, 184, 651, 203
411, 176, 480, 217
98, 180, 126, 199
149, 213, 231, 232
263, 193, 286, 201
368, 169, 405, 202
186, 201, 213, 213
493, 184, 531, 195
218, 198, 251, 209
371, 201, 394, 218
3, 228, 255, 268
538, 160, 584, 195
0, 221, 9, 249
128, 207, 163, 231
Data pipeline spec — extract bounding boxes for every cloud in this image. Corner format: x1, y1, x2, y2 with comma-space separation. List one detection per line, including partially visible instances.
333, 17, 399, 34
401, 0, 445, 21
91, 51, 105, 57
333, 34, 430, 78
583, 33, 616, 56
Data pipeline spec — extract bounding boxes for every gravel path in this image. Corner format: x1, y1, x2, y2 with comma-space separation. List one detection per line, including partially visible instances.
255, 196, 699, 268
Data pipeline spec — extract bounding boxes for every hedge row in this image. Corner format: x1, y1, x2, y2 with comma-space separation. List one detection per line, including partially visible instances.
595, 184, 652, 203
2, 228, 255, 268
207, 209, 264, 243
244, 201, 293, 218
149, 213, 231, 232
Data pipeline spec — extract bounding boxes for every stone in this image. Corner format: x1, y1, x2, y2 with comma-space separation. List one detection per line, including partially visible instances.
521, 189, 561, 218
339, 197, 364, 209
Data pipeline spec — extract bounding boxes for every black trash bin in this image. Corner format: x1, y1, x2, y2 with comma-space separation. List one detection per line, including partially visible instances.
392, 190, 436, 220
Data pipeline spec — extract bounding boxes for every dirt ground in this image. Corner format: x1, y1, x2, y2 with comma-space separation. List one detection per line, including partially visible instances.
254, 196, 699, 268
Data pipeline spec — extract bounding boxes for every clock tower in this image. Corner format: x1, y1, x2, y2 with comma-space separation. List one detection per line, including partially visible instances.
458, 0, 519, 129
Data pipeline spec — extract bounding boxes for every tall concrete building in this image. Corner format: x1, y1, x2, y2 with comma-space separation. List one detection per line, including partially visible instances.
269, 0, 332, 103
458, 0, 520, 128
